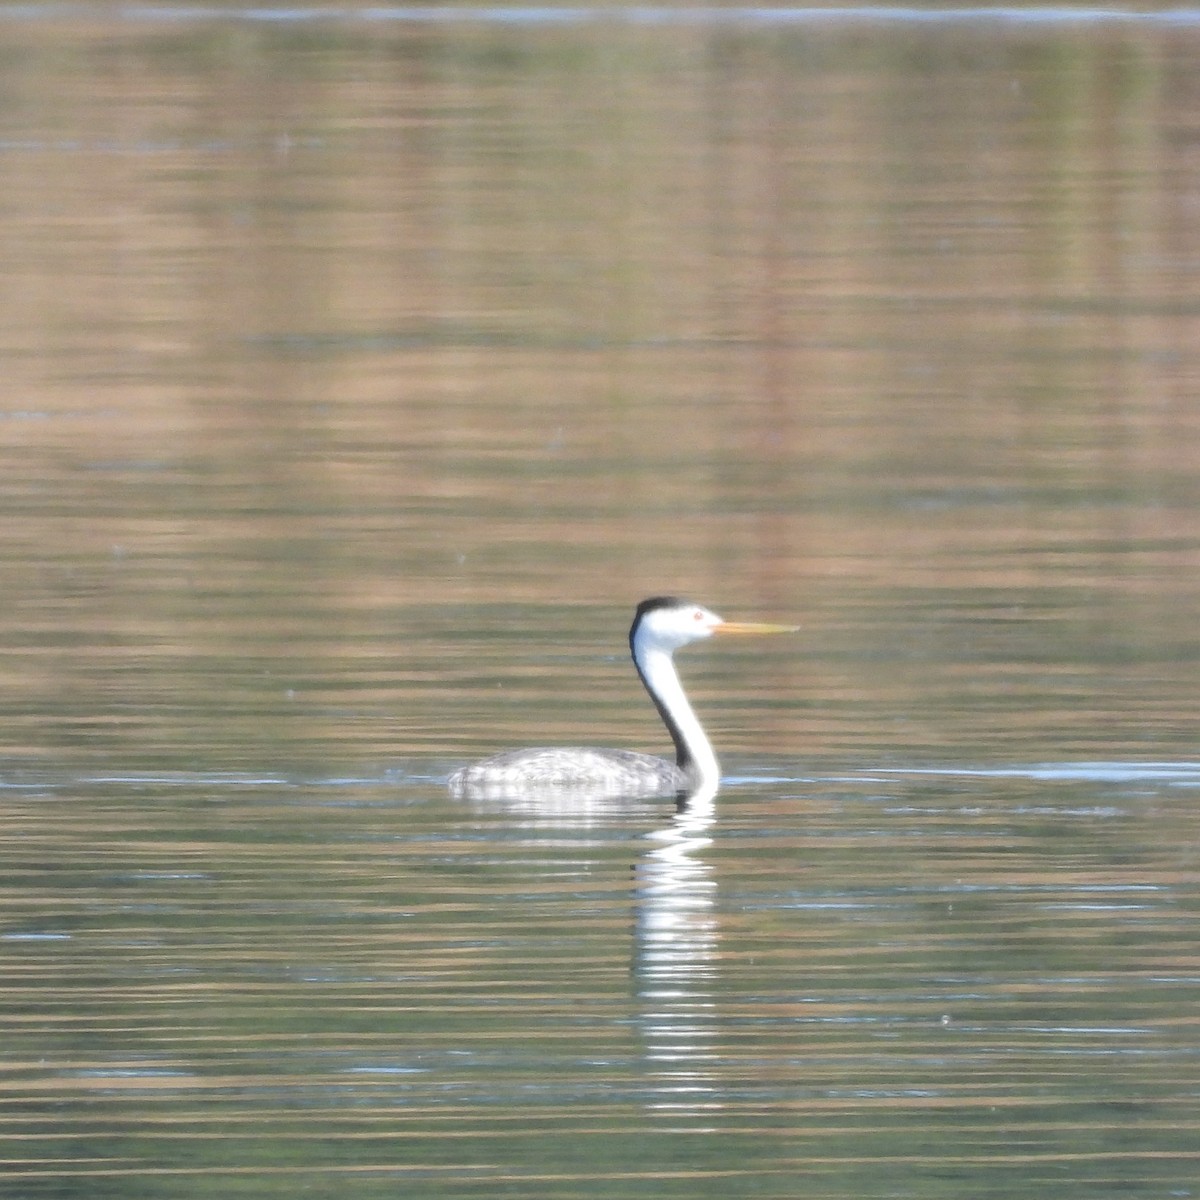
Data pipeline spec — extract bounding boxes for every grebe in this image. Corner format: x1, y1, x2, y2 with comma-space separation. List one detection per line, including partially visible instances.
447, 597, 797, 799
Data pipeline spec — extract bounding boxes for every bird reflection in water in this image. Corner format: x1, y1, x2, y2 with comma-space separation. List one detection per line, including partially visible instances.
633, 778, 722, 1120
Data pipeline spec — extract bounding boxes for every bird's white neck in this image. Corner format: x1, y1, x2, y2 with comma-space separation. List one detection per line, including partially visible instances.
633, 641, 720, 789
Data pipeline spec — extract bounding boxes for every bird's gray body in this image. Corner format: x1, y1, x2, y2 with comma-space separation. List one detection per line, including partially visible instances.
447, 746, 685, 800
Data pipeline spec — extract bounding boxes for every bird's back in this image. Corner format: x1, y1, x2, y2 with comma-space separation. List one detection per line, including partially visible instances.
447, 746, 684, 800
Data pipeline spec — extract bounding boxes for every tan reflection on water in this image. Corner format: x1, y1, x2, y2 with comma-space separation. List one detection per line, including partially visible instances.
0, 7, 1199, 1199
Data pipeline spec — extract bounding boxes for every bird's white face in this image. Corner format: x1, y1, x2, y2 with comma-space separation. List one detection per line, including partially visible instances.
640, 603, 725, 651
635, 600, 800, 655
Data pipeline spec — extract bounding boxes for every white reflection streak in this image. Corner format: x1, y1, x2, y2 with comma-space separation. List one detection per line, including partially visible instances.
634, 779, 721, 1117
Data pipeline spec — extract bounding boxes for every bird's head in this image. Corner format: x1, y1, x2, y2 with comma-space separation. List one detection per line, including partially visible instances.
631, 596, 798, 654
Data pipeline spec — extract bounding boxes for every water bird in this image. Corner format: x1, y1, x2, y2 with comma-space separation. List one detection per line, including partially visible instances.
447, 596, 797, 799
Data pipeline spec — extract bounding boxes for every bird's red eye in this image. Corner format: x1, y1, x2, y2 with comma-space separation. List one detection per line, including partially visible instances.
693, 609, 704, 621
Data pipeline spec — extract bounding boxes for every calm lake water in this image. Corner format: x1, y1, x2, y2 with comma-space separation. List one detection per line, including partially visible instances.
2, 5, 1199, 1198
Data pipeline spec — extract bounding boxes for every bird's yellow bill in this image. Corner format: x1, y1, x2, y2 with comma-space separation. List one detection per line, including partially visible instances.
714, 620, 800, 636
